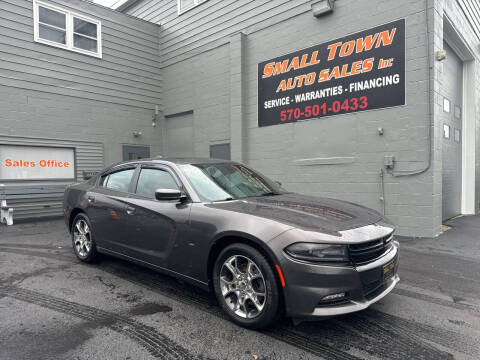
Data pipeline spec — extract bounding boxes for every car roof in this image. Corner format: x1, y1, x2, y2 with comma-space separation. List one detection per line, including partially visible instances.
154, 157, 233, 165
107, 157, 234, 170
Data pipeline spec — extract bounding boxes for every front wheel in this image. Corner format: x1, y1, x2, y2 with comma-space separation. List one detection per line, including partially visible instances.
71, 213, 99, 263
213, 243, 281, 329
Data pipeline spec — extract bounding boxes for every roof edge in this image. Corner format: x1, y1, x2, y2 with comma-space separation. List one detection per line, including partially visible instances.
117, 0, 142, 12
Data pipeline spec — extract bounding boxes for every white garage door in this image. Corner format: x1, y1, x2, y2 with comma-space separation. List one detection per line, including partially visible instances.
441, 42, 463, 221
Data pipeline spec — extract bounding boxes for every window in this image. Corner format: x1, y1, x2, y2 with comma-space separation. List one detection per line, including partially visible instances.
180, 163, 286, 202
443, 124, 450, 139
178, 0, 208, 14
34, 1, 102, 58
100, 169, 135, 192
136, 169, 180, 199
454, 105, 461, 120
443, 98, 450, 113
37, 6, 66, 45
454, 128, 461, 143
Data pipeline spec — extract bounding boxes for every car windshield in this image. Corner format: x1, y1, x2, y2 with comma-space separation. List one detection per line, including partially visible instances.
180, 163, 287, 202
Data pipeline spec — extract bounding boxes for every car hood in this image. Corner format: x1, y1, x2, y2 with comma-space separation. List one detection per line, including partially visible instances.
207, 193, 385, 234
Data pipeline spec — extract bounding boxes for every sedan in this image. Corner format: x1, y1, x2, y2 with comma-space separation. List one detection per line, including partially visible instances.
63, 157, 399, 329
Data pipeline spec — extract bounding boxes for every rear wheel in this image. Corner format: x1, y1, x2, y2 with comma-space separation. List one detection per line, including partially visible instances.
71, 213, 98, 263
213, 243, 281, 329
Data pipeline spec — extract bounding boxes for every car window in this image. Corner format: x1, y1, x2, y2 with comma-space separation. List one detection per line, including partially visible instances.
180, 163, 287, 202
100, 168, 135, 192
136, 168, 179, 199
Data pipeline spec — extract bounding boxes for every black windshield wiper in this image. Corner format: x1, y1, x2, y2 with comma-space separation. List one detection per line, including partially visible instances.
260, 192, 280, 196
213, 197, 234, 202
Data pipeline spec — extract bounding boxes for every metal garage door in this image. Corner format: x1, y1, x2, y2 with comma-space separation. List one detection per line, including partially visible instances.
165, 113, 194, 157
123, 145, 150, 160
441, 42, 463, 221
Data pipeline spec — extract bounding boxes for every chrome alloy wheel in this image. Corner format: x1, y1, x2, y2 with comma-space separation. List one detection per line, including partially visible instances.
219, 255, 267, 319
73, 219, 92, 257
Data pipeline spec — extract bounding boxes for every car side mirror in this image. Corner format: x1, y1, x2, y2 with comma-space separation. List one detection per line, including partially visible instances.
275, 181, 282, 187
155, 189, 187, 202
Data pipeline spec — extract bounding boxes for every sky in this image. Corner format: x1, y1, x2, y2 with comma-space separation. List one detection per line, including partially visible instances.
92, 0, 128, 9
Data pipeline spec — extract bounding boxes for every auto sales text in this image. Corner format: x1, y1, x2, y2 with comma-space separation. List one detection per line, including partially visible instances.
261, 27, 397, 93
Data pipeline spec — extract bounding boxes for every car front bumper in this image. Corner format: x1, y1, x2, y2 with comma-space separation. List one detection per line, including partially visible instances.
277, 239, 400, 318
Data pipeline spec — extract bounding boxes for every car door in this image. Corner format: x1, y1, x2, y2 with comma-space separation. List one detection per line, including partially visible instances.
87, 165, 138, 252
121, 165, 192, 271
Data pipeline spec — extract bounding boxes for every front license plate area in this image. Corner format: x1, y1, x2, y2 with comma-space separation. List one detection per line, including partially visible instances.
383, 261, 395, 282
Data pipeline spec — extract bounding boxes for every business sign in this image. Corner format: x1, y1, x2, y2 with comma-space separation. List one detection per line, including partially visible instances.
258, 19, 405, 127
0, 145, 75, 180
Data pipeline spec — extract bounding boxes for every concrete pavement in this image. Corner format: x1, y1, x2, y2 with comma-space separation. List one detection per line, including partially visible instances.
0, 216, 479, 360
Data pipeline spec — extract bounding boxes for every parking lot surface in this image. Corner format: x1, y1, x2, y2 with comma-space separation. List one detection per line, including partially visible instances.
1, 216, 479, 360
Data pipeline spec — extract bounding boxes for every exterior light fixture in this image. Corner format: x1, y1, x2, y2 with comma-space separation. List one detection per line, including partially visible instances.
133, 130, 142, 137
322, 292, 345, 301
311, 0, 335, 17
436, 49, 447, 61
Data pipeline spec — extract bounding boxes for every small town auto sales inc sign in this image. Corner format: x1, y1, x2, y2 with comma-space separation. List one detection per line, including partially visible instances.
258, 19, 405, 127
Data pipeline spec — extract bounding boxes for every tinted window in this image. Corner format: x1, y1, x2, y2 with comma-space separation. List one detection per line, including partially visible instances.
136, 169, 179, 199
100, 169, 134, 192
180, 163, 287, 202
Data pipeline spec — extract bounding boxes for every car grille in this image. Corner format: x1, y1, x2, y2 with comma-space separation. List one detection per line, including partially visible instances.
349, 233, 394, 265
364, 280, 389, 300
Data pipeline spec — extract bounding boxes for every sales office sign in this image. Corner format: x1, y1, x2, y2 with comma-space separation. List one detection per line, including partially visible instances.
258, 19, 405, 127
0, 145, 75, 180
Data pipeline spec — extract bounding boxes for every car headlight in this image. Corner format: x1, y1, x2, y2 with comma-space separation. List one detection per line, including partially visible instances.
284, 243, 349, 263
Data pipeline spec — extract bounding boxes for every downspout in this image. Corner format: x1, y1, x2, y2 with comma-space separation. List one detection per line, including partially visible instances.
389, 0, 433, 177
379, 168, 386, 215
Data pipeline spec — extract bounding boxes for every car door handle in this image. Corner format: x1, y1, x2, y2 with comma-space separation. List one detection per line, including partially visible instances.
126, 206, 135, 215
88, 196, 95, 203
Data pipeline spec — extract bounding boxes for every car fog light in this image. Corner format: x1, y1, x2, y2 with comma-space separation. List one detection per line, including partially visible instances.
322, 292, 346, 301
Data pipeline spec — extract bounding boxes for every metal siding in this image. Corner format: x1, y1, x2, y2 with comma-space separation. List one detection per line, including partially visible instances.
0, 0, 164, 222
0, 134, 104, 220
458, 0, 480, 40
124, 0, 313, 66
0, 0, 162, 110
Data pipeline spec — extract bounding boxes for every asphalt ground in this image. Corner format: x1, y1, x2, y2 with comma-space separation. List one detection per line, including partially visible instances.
0, 216, 479, 360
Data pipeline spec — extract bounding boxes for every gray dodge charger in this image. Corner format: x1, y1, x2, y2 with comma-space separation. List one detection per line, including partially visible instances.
63, 157, 399, 329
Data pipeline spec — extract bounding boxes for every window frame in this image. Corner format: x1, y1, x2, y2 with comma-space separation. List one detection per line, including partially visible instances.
98, 166, 137, 193
33, 0, 102, 58
177, 0, 208, 15
134, 167, 181, 200
133, 165, 189, 201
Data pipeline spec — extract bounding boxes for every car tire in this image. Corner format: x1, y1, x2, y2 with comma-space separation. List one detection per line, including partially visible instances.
213, 243, 281, 329
71, 213, 99, 263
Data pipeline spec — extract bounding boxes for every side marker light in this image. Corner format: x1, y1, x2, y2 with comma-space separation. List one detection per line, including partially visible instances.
275, 265, 286, 287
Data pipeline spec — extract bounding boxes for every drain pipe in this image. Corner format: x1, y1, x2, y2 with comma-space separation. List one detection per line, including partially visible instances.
390, 0, 433, 177
379, 169, 386, 215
